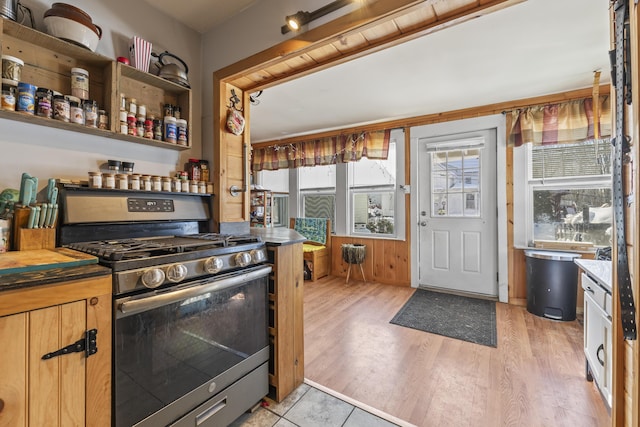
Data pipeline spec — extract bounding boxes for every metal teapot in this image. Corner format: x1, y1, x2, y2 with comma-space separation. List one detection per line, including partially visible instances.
152, 51, 190, 88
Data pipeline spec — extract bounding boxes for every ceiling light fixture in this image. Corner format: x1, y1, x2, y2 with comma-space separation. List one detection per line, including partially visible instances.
281, 0, 353, 34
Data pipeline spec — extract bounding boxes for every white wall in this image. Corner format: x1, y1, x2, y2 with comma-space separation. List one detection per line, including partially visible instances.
200, 0, 358, 164
1, 0, 202, 193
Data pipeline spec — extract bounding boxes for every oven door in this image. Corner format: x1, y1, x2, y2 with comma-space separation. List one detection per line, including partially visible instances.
113, 265, 271, 427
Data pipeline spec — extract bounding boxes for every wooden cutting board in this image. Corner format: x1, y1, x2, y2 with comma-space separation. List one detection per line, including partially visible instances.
0, 248, 98, 275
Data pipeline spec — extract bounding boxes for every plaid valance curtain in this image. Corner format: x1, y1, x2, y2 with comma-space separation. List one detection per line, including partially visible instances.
252, 129, 391, 171
508, 96, 611, 146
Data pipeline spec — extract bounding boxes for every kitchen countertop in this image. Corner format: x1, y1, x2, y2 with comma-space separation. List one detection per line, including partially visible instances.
575, 259, 612, 293
250, 227, 306, 245
0, 263, 112, 292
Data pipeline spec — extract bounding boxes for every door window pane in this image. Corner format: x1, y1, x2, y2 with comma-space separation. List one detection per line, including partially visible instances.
431, 148, 481, 217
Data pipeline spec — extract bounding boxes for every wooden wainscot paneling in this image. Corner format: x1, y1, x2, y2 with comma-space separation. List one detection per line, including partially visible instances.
331, 236, 410, 286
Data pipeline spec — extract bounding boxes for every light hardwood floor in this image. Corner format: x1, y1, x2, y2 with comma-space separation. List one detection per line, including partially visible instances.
303, 276, 610, 427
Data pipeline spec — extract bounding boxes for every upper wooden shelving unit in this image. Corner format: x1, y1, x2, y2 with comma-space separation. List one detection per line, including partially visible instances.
0, 18, 192, 151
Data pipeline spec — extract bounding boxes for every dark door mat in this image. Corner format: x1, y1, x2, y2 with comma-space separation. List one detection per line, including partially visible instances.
390, 288, 497, 347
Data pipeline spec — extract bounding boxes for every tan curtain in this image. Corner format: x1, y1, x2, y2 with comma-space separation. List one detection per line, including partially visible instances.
508, 96, 611, 146
252, 129, 391, 171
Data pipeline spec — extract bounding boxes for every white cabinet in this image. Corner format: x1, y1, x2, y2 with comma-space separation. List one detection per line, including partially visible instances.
582, 272, 612, 407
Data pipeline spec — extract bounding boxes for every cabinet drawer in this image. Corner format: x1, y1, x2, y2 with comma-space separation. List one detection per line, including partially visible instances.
581, 273, 608, 314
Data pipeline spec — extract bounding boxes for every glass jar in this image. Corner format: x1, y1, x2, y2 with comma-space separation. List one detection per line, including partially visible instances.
144, 118, 153, 139
190, 180, 199, 193
136, 116, 144, 137
129, 174, 141, 190
163, 103, 173, 117
98, 110, 109, 130
103, 173, 116, 189
115, 173, 128, 190
173, 106, 181, 120
141, 175, 152, 191
88, 171, 102, 188
138, 104, 146, 119
186, 158, 201, 181
127, 97, 137, 115
151, 176, 162, 192
161, 177, 172, 192
172, 177, 181, 192
35, 87, 53, 118
53, 95, 70, 122
70, 101, 84, 124
83, 100, 98, 128
206, 182, 214, 194
107, 160, 121, 173
122, 162, 134, 174
181, 179, 190, 192
198, 181, 207, 194
70, 67, 89, 100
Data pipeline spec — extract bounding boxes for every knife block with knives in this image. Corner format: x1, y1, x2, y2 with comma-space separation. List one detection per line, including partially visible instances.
13, 207, 56, 251
12, 175, 58, 251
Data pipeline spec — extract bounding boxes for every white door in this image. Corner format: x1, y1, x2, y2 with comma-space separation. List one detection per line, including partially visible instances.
416, 129, 497, 296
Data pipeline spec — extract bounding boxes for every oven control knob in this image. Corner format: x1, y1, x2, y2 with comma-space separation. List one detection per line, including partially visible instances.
235, 252, 252, 267
204, 256, 224, 274
251, 249, 266, 263
166, 263, 188, 283
141, 268, 166, 288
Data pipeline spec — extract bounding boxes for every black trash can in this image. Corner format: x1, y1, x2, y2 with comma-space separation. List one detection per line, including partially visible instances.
525, 250, 581, 321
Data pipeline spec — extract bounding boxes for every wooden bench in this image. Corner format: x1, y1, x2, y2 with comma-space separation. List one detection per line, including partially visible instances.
290, 218, 331, 281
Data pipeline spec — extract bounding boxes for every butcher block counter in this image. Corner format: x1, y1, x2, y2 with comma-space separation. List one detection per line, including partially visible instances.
0, 248, 112, 426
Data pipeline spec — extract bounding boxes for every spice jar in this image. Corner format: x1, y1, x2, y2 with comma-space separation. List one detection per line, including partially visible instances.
53, 95, 70, 122
190, 180, 199, 193
70, 67, 89, 100
173, 106, 181, 120
181, 179, 190, 192
127, 113, 136, 136
138, 104, 146, 119
88, 171, 102, 188
98, 109, 109, 130
83, 100, 98, 128
115, 173, 129, 190
70, 101, 84, 124
103, 173, 116, 189
151, 176, 162, 192
162, 176, 172, 192
122, 162, 134, 174
177, 119, 188, 145
136, 116, 144, 137
153, 118, 163, 140
144, 117, 153, 138
163, 103, 173, 117
164, 116, 177, 143
141, 175, 152, 191
129, 174, 141, 190
35, 87, 53, 118
108, 159, 121, 173
198, 181, 207, 194
186, 159, 201, 181
172, 177, 181, 192
127, 97, 137, 115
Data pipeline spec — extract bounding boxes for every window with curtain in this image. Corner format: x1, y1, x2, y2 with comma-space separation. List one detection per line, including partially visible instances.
299, 164, 336, 233
509, 95, 613, 248
528, 139, 612, 246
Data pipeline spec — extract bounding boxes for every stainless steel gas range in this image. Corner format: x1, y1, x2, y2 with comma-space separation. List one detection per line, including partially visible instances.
58, 186, 270, 427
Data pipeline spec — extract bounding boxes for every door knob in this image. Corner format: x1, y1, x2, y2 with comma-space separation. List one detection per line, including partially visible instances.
420, 221, 427, 226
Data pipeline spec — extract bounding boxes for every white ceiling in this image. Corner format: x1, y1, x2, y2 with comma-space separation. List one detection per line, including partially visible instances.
146, 0, 611, 143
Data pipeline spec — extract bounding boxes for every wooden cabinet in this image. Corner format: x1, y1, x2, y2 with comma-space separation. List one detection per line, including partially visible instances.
0, 19, 191, 150
0, 274, 112, 427
267, 242, 304, 402
251, 189, 273, 228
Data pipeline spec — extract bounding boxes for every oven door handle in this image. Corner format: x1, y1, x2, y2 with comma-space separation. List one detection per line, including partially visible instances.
117, 266, 272, 318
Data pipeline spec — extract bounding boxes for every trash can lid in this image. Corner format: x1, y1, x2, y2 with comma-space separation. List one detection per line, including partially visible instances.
524, 250, 582, 261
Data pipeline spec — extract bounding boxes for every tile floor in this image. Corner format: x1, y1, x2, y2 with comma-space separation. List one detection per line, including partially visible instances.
230, 381, 411, 427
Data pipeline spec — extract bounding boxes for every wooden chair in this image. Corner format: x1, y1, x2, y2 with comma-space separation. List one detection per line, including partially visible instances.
290, 218, 331, 281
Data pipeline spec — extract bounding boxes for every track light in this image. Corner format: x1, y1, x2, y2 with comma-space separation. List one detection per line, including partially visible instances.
281, 0, 353, 34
